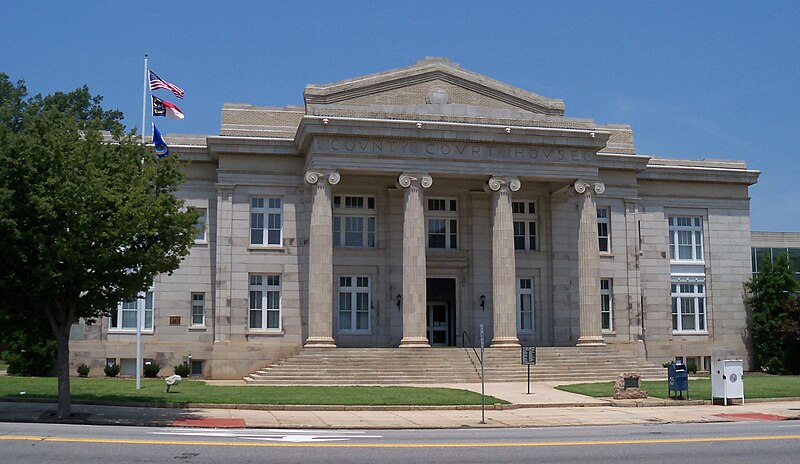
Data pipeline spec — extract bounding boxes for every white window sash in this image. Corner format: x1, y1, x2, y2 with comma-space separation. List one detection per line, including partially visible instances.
338, 276, 371, 333
110, 290, 154, 332
248, 275, 281, 330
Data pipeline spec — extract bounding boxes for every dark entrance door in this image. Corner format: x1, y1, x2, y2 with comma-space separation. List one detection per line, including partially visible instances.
426, 278, 456, 346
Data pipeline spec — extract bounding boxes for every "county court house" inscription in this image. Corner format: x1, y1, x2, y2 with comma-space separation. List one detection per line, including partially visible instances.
313, 137, 596, 163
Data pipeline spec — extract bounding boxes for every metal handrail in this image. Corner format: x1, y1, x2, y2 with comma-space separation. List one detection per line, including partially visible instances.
461, 331, 481, 364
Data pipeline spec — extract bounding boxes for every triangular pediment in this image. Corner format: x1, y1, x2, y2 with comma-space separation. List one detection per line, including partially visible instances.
304, 57, 565, 117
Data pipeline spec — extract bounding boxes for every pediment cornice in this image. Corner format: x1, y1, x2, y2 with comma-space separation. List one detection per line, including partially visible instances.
304, 57, 565, 116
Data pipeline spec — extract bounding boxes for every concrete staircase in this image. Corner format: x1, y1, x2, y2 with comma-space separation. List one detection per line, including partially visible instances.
243, 345, 667, 385
244, 347, 480, 385
478, 346, 667, 382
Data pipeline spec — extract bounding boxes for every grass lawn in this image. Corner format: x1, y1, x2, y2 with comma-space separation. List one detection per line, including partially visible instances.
0, 376, 507, 406
557, 375, 800, 400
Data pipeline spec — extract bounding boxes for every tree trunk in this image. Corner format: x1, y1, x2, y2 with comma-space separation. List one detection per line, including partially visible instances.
54, 328, 71, 419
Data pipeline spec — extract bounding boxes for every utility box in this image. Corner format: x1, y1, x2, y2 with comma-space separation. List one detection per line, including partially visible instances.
668, 361, 689, 399
711, 359, 744, 405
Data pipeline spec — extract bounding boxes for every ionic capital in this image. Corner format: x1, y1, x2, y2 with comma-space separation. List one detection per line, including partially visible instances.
485, 176, 521, 193
574, 181, 605, 195
398, 173, 433, 189
305, 170, 341, 186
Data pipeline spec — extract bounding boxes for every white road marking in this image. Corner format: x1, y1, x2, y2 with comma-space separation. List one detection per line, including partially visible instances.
152, 429, 383, 443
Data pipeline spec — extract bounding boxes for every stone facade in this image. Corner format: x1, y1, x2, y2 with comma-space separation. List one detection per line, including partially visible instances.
69, 58, 759, 379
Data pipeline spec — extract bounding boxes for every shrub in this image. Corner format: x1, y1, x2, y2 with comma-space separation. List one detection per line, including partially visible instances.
173, 362, 190, 377
5, 331, 56, 376
686, 362, 698, 374
143, 362, 161, 378
104, 363, 121, 378
76, 363, 90, 377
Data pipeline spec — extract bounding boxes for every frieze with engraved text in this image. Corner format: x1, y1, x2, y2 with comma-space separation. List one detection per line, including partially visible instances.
312, 137, 596, 164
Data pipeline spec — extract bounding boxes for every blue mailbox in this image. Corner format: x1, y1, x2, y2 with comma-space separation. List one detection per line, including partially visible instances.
668, 361, 689, 399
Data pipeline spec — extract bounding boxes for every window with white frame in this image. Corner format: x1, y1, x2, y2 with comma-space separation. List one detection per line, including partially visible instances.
600, 279, 613, 331
191, 292, 205, 326
194, 208, 207, 242
249, 275, 281, 330
250, 197, 282, 246
333, 195, 376, 248
669, 216, 703, 261
512, 201, 537, 251
426, 198, 458, 249
110, 290, 154, 331
597, 207, 610, 253
671, 282, 706, 332
338, 276, 370, 332
517, 278, 534, 332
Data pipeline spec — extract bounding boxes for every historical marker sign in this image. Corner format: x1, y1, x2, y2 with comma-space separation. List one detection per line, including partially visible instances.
521, 346, 537, 365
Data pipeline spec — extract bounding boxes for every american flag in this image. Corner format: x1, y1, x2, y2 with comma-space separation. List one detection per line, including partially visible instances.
149, 70, 184, 99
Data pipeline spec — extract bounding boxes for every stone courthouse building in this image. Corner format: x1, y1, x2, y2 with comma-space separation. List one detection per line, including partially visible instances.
71, 58, 759, 379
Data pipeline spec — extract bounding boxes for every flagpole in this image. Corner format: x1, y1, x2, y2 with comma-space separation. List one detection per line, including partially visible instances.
141, 53, 148, 144
137, 53, 148, 391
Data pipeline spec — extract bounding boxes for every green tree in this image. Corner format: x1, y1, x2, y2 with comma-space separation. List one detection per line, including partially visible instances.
745, 253, 798, 373
777, 297, 800, 373
0, 73, 199, 419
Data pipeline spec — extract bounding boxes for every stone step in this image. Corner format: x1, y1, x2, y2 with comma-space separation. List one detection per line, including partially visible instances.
243, 346, 668, 385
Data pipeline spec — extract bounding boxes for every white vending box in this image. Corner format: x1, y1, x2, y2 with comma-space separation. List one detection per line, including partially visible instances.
711, 359, 744, 405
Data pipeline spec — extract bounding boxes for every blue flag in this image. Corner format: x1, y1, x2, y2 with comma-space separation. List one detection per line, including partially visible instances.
152, 124, 169, 158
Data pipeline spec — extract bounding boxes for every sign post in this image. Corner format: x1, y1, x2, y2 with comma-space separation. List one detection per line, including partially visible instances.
521, 346, 536, 395
480, 324, 485, 424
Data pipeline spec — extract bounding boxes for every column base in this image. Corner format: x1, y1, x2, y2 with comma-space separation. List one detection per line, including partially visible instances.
399, 337, 431, 348
304, 337, 337, 348
490, 337, 520, 348
576, 336, 605, 346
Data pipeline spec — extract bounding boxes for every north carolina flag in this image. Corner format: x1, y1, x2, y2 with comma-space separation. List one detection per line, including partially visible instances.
152, 96, 184, 120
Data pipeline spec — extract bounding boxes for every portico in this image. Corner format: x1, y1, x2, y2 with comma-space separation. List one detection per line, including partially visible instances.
297, 106, 613, 349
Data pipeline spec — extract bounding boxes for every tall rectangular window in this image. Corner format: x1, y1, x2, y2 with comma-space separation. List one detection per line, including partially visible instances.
338, 276, 370, 332
333, 195, 376, 248
669, 216, 703, 261
250, 197, 282, 246
597, 207, 610, 253
191, 293, 205, 326
671, 282, 706, 332
194, 208, 207, 242
110, 290, 154, 331
426, 198, 458, 249
512, 201, 537, 251
249, 274, 281, 330
600, 279, 613, 331
517, 278, 534, 332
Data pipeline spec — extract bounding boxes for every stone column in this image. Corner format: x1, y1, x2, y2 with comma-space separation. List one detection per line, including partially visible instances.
304, 171, 340, 347
487, 177, 521, 347
398, 173, 432, 347
575, 181, 606, 346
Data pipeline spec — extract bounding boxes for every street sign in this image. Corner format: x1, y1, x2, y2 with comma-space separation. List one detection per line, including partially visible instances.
521, 346, 536, 365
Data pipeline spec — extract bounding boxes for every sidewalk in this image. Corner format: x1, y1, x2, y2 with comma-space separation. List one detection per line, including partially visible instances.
2, 381, 799, 429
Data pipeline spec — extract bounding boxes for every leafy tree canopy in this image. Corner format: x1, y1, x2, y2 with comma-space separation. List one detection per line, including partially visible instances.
0, 73, 199, 418
745, 252, 799, 373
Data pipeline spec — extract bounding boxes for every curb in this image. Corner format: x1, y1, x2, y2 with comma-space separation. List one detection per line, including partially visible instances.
8, 396, 794, 411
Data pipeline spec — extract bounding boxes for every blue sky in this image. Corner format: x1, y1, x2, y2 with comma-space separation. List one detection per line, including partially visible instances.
1, 2, 798, 231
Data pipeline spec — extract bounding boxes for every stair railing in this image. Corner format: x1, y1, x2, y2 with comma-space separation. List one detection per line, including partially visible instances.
461, 331, 481, 367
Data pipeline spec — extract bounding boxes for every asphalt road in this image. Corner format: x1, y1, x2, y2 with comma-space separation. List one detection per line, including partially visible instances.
2, 421, 800, 463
